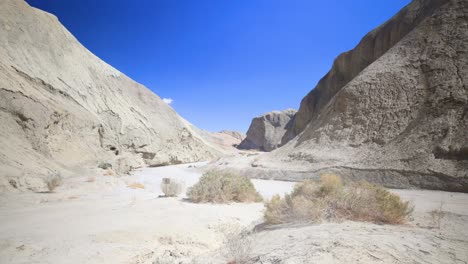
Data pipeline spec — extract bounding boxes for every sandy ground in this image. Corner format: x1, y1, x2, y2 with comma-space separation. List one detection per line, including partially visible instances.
0, 163, 467, 264
0, 163, 266, 264
196, 189, 468, 264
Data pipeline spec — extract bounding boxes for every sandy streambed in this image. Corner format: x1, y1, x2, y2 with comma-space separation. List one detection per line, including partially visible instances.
0, 163, 467, 264
0, 163, 266, 264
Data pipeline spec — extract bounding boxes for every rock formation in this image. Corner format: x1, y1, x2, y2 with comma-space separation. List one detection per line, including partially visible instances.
219, 130, 246, 142
0, 0, 221, 192
203, 130, 246, 153
218, 0, 468, 192
282, 0, 456, 144
238, 109, 296, 151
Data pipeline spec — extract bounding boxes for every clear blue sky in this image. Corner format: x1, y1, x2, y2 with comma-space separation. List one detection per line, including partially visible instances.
26, 0, 410, 133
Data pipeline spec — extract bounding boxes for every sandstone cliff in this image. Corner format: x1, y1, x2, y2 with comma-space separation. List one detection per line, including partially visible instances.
217, 0, 468, 192
238, 109, 296, 152
0, 0, 220, 192
282, 0, 454, 143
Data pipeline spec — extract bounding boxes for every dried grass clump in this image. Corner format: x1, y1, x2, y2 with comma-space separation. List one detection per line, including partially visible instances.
160, 178, 183, 197
429, 201, 446, 229
264, 192, 323, 225
340, 181, 414, 224
319, 173, 343, 194
127, 182, 145, 189
222, 224, 253, 264
264, 174, 413, 225
45, 172, 62, 193
187, 171, 262, 203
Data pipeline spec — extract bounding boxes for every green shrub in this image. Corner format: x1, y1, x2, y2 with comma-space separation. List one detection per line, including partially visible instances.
264, 174, 413, 225
187, 171, 262, 203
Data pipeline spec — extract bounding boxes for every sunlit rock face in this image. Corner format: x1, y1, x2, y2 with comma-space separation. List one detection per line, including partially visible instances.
238, 109, 296, 152
239, 0, 468, 192
0, 0, 220, 192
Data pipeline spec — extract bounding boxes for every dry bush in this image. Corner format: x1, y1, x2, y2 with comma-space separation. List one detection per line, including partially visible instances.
127, 182, 145, 189
264, 193, 323, 224
429, 201, 446, 229
45, 172, 62, 193
264, 194, 289, 224
319, 173, 343, 194
160, 178, 183, 197
337, 181, 414, 224
264, 175, 413, 225
187, 171, 262, 203
221, 224, 253, 264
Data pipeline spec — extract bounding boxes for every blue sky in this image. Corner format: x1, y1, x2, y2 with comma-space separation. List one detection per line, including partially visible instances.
26, 0, 410, 133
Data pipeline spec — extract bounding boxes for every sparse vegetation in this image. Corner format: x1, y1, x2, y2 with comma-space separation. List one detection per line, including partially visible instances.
45, 172, 62, 193
127, 182, 145, 189
187, 171, 262, 203
223, 225, 253, 264
430, 201, 446, 229
319, 173, 343, 194
264, 174, 413, 225
160, 178, 183, 197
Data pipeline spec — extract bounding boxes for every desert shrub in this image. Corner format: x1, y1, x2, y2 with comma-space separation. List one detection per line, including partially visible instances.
319, 173, 343, 194
429, 201, 446, 229
160, 178, 183, 197
264, 175, 413, 225
336, 181, 414, 224
222, 225, 253, 264
264, 193, 324, 224
264, 194, 290, 224
45, 172, 62, 192
291, 179, 317, 199
371, 184, 414, 224
187, 171, 262, 203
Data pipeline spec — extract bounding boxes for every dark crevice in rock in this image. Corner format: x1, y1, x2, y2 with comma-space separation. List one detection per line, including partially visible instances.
434, 146, 468, 161
140, 152, 156, 160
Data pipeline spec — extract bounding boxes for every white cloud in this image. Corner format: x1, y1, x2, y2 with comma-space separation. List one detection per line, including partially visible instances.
162, 98, 173, 104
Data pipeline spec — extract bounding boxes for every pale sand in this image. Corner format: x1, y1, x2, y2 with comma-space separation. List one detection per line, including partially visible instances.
0, 163, 467, 264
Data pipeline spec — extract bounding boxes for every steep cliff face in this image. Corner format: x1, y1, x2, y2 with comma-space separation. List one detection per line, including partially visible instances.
283, 0, 451, 143
0, 0, 219, 192
225, 0, 468, 192
238, 109, 296, 152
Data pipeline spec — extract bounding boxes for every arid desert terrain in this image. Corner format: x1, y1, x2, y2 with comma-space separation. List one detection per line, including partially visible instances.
0, 0, 467, 263
1, 162, 467, 264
